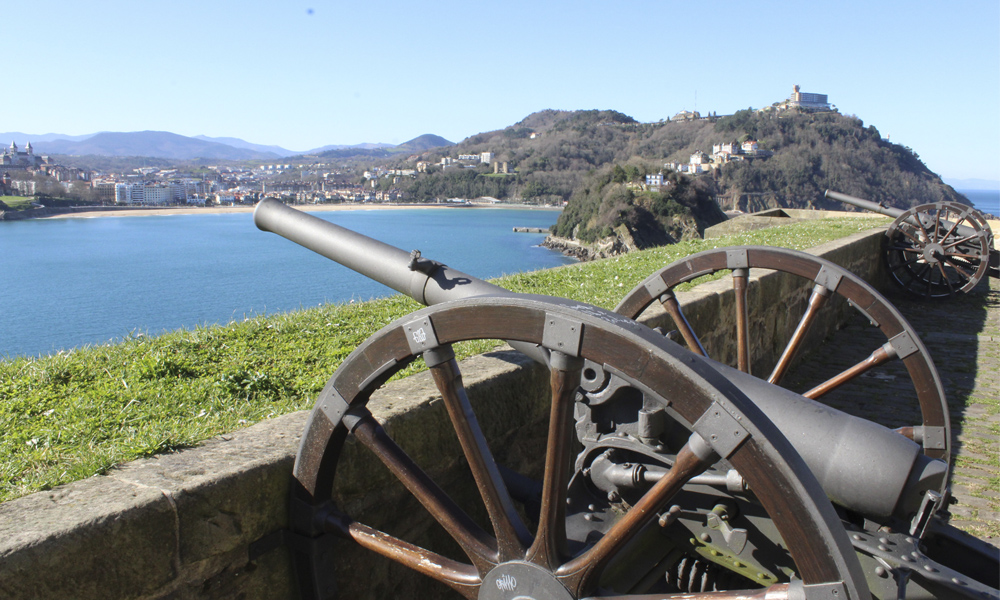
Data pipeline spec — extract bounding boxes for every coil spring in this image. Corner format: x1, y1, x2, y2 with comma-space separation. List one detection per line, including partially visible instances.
665, 556, 752, 593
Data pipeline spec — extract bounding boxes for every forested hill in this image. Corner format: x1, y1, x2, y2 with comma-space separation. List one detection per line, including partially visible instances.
402, 110, 644, 204
403, 108, 962, 213
702, 109, 963, 211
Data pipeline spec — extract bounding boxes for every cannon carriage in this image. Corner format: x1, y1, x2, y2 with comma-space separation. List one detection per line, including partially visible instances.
825, 190, 998, 299
253, 198, 999, 600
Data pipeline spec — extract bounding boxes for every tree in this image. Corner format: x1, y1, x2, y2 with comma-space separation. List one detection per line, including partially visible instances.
625, 165, 640, 182
611, 164, 627, 184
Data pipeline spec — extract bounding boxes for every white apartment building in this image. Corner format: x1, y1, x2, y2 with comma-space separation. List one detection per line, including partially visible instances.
114, 183, 186, 205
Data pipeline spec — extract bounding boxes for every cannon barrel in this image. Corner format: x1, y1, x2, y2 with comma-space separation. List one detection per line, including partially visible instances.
825, 189, 985, 241
254, 197, 505, 306
253, 198, 944, 521
824, 189, 906, 218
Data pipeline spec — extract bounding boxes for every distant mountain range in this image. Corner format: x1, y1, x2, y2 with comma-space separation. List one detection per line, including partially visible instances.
0, 131, 453, 161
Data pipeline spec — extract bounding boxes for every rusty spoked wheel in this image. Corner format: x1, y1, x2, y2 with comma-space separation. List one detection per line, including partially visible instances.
885, 201, 991, 298
290, 294, 868, 599
614, 246, 949, 464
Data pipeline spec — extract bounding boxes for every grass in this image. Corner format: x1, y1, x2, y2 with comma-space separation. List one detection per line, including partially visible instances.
0, 216, 888, 502
1, 196, 37, 211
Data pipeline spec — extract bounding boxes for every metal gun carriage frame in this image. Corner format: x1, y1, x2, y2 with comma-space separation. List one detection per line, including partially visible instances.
253, 199, 999, 600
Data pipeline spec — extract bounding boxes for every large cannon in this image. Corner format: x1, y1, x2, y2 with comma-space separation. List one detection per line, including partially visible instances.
825, 190, 998, 298
253, 198, 999, 600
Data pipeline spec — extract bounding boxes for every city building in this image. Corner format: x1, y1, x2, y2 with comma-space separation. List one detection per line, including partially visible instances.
1, 141, 46, 169
113, 182, 190, 205
93, 181, 119, 203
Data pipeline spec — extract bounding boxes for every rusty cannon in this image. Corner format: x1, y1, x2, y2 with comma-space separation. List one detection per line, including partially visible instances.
825, 190, 998, 299
253, 198, 999, 600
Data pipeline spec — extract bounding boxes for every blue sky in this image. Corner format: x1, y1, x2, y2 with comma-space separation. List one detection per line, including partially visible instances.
5, 1, 999, 182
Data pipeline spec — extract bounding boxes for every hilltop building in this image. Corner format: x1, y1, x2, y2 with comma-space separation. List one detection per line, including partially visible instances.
672, 110, 701, 121
759, 85, 833, 113
2, 141, 46, 170
787, 85, 830, 110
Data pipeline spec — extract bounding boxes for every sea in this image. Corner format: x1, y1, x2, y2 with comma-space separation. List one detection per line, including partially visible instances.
959, 189, 1000, 217
0, 207, 575, 359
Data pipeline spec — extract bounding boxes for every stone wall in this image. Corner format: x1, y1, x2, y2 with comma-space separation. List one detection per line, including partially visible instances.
0, 228, 888, 600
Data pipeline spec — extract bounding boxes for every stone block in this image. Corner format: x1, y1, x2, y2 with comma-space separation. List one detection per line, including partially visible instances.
0, 476, 177, 600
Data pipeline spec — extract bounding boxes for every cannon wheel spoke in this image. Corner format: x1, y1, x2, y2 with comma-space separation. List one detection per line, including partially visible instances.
322, 511, 482, 598
658, 291, 707, 356
526, 353, 584, 569
430, 356, 530, 560
768, 285, 828, 385
803, 344, 895, 399
290, 296, 869, 599
614, 245, 950, 464
888, 244, 923, 254
733, 269, 751, 374
347, 408, 499, 571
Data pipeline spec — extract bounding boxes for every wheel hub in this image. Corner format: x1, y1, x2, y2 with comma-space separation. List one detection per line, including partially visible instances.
478, 562, 574, 600
921, 241, 944, 264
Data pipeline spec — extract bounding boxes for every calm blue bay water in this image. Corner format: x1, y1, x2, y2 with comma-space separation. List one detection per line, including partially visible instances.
959, 189, 1000, 216
1, 208, 574, 359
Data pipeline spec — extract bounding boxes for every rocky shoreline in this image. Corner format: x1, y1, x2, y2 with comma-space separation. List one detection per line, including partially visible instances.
542, 225, 645, 262
542, 218, 686, 261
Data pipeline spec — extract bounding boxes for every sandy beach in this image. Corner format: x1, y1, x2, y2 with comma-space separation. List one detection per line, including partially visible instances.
40, 202, 561, 219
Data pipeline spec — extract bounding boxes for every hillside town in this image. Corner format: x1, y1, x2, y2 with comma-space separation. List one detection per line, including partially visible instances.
1, 85, 833, 209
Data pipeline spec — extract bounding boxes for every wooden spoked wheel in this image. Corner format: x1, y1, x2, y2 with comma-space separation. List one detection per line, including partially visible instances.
289, 294, 868, 600
614, 246, 950, 464
885, 202, 991, 298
